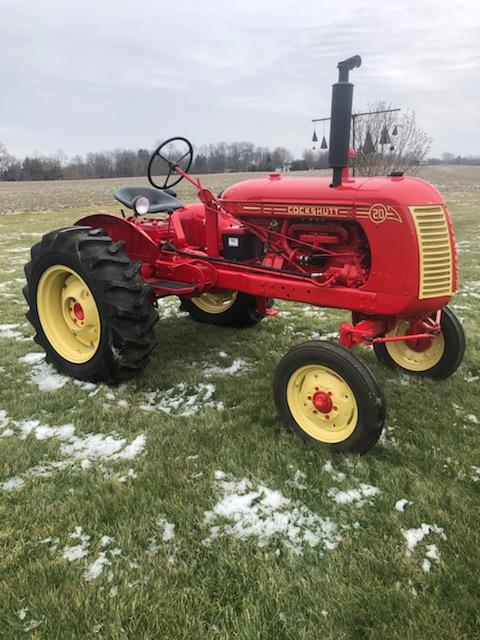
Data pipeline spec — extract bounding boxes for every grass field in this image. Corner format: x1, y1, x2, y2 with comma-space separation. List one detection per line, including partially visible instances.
0, 166, 479, 639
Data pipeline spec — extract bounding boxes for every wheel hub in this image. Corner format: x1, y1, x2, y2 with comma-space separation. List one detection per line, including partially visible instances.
311, 390, 333, 414
286, 364, 358, 443
72, 301, 85, 322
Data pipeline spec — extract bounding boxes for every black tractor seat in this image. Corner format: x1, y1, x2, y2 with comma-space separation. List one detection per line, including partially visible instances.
113, 186, 184, 213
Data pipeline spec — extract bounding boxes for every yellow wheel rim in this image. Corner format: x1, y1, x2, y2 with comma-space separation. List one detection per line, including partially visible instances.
385, 320, 444, 372
36, 265, 101, 364
286, 365, 358, 443
191, 290, 238, 314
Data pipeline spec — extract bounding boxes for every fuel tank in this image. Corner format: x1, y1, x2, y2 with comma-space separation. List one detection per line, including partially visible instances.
222, 173, 457, 312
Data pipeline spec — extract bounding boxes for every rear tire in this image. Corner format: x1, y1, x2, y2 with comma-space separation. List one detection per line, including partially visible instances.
373, 307, 465, 379
180, 290, 265, 327
273, 341, 385, 454
24, 226, 158, 383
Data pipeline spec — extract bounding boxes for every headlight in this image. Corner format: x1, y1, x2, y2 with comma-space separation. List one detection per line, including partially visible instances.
133, 196, 150, 215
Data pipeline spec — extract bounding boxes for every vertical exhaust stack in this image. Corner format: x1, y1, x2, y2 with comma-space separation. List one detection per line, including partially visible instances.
329, 55, 362, 187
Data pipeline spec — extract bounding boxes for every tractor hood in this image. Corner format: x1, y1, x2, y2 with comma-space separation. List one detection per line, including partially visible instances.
221, 173, 445, 209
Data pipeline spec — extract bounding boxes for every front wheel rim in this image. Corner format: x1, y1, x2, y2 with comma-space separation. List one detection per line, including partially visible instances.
286, 364, 358, 443
385, 320, 445, 371
191, 290, 238, 314
36, 265, 101, 364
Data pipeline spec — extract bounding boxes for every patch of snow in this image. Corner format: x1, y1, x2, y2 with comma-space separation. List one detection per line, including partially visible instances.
29, 361, 69, 392
308, 331, 339, 341
425, 543, 440, 561
2, 417, 146, 489
73, 380, 97, 392
203, 471, 341, 555
139, 382, 224, 416
98, 535, 114, 548
421, 558, 431, 572
18, 420, 75, 441
0, 323, 22, 339
302, 307, 326, 319
402, 523, 446, 567
378, 422, 400, 447
119, 435, 146, 460
201, 358, 251, 377
83, 552, 111, 581
403, 523, 445, 552
146, 537, 161, 556
60, 433, 146, 462
328, 484, 381, 506
18, 352, 45, 364
23, 618, 45, 632
62, 544, 90, 561
17, 608, 28, 620
156, 297, 188, 320
465, 374, 479, 383
118, 468, 137, 482
286, 469, 308, 490
1, 476, 25, 490
157, 516, 175, 541
70, 526, 91, 544
322, 459, 346, 483
394, 499, 411, 512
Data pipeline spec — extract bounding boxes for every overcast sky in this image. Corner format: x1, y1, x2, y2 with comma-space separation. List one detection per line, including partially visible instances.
1, 0, 479, 159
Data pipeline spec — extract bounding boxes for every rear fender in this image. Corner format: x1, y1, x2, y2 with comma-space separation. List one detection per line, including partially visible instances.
76, 213, 159, 262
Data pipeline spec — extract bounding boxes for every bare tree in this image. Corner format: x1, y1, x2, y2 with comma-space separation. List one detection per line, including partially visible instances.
353, 102, 432, 176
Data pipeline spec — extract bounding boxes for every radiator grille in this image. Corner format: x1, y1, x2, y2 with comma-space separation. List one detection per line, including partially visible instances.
409, 206, 453, 299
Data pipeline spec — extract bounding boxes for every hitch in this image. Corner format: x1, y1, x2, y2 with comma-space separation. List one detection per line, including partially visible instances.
339, 311, 442, 349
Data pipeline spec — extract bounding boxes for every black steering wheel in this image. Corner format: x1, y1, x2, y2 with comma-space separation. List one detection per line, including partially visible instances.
147, 137, 193, 190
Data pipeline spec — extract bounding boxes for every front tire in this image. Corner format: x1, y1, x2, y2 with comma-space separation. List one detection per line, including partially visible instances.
24, 226, 158, 383
273, 341, 385, 454
180, 290, 264, 327
373, 307, 465, 379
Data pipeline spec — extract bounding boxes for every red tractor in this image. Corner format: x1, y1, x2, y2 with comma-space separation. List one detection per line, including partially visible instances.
24, 56, 465, 453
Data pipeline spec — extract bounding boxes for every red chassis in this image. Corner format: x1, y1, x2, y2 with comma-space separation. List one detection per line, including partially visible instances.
77, 163, 455, 352
24, 55, 465, 454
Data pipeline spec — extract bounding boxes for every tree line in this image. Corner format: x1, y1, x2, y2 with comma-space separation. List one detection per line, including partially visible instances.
1, 104, 474, 182
0, 142, 309, 182
427, 152, 480, 166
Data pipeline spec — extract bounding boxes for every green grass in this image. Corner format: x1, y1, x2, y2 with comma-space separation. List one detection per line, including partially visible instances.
0, 166, 479, 639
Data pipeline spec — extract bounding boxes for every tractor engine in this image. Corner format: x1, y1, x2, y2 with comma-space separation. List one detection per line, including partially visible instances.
276, 218, 370, 287
219, 210, 371, 289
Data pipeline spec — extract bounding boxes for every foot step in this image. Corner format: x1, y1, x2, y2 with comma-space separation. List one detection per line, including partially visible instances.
148, 279, 197, 295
